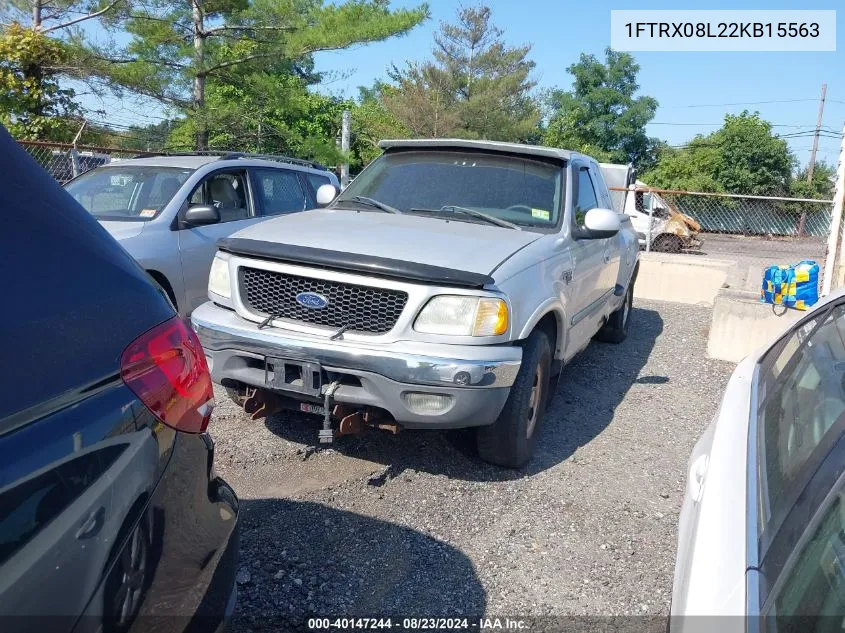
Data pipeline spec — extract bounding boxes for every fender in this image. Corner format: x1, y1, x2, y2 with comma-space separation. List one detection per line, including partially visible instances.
518, 298, 567, 359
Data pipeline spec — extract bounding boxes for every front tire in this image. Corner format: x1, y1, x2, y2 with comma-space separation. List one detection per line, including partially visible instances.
476, 329, 551, 469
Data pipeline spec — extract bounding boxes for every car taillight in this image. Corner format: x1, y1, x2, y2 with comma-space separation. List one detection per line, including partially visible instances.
120, 316, 214, 433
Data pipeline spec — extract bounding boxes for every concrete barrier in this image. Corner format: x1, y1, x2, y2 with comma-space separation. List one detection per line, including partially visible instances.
633, 252, 734, 306
706, 288, 804, 362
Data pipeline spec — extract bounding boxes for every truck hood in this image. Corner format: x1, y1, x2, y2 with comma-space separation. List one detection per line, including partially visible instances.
230, 208, 542, 276
98, 220, 145, 241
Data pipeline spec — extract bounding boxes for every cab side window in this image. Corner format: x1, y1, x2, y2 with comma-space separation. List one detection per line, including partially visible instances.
253, 168, 307, 216
188, 171, 251, 222
574, 167, 599, 226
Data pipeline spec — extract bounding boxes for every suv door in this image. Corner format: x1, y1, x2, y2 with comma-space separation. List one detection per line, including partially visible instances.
588, 163, 622, 298
178, 168, 262, 313
564, 163, 608, 358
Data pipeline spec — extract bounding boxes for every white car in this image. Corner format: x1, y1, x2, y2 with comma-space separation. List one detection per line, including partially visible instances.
600, 163, 702, 252
671, 287, 845, 629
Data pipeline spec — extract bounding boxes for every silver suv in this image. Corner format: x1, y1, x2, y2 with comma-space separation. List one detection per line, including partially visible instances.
65, 153, 340, 315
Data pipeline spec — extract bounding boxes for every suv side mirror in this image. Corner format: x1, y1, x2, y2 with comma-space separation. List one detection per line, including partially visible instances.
316, 183, 338, 206
184, 204, 221, 226
579, 208, 621, 239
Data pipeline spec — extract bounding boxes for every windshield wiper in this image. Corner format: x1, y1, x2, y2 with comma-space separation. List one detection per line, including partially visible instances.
342, 196, 402, 214
410, 205, 520, 230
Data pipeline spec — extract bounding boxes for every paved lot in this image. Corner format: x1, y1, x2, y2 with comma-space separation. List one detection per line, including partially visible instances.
683, 233, 827, 291
210, 299, 735, 630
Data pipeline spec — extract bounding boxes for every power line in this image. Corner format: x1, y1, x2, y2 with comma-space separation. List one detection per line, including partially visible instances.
660, 98, 820, 109
650, 122, 839, 131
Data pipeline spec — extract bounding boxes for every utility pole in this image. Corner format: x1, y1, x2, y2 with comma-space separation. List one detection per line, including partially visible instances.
799, 83, 827, 236
822, 121, 845, 295
808, 83, 828, 184
340, 110, 350, 189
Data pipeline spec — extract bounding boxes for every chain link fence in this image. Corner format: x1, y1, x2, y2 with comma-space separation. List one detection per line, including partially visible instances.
17, 140, 145, 183
609, 186, 834, 292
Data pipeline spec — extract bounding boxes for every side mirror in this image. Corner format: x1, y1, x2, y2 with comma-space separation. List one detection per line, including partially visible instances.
579, 208, 621, 239
316, 183, 339, 206
184, 204, 221, 226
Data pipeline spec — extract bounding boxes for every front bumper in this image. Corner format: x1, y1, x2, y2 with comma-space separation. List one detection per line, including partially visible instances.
192, 302, 521, 429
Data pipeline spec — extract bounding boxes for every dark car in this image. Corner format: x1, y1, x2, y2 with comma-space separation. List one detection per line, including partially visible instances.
0, 125, 239, 633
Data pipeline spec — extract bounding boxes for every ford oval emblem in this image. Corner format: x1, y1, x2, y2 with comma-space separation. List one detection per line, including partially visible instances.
296, 292, 329, 309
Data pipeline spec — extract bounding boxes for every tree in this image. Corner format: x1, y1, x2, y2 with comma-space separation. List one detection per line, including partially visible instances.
382, 62, 461, 137
167, 67, 350, 164
87, 0, 428, 149
1, 0, 127, 32
788, 161, 835, 200
350, 82, 408, 166
643, 112, 795, 196
543, 48, 658, 168
383, 4, 540, 142
0, 0, 132, 140
0, 23, 80, 139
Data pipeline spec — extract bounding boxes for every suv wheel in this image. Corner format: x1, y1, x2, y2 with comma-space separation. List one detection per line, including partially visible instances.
476, 329, 551, 468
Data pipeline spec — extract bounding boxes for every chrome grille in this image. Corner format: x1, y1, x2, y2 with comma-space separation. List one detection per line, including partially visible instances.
239, 267, 408, 334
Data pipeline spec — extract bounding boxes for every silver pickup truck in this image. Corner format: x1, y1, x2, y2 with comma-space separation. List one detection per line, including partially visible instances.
192, 139, 640, 468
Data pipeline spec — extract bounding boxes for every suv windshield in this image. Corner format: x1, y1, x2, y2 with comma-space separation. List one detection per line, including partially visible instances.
65, 166, 194, 221
336, 150, 563, 230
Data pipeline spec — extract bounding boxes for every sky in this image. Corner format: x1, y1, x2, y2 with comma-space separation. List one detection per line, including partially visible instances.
310, 0, 845, 168
81, 0, 845, 168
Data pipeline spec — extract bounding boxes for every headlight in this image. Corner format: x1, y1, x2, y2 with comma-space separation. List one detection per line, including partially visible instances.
208, 254, 231, 299
414, 296, 508, 336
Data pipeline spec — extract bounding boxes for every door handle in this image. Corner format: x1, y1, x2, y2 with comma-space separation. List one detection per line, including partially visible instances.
76, 506, 106, 540
603, 254, 611, 264
688, 455, 709, 503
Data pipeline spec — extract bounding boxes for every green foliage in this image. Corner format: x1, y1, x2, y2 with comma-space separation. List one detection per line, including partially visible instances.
790, 161, 836, 200
382, 5, 539, 142
350, 83, 408, 165
0, 23, 79, 139
640, 144, 723, 193
87, 0, 427, 148
643, 112, 795, 196
543, 48, 658, 168
167, 70, 350, 164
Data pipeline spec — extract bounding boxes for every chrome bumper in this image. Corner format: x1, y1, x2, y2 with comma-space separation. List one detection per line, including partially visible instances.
191, 302, 522, 389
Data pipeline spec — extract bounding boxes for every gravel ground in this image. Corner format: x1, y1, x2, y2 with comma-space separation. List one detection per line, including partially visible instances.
208, 299, 735, 631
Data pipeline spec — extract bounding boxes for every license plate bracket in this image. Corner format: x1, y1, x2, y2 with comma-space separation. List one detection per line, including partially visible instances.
265, 357, 323, 397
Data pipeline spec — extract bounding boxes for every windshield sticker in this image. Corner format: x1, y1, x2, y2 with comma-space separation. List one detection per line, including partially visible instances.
531, 208, 550, 221
139, 209, 157, 218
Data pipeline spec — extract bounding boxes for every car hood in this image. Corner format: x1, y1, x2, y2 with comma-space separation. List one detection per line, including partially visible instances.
98, 220, 146, 241
229, 208, 543, 275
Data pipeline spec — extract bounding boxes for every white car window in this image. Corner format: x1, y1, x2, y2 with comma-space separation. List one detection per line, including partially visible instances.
760, 305, 845, 528
767, 488, 845, 625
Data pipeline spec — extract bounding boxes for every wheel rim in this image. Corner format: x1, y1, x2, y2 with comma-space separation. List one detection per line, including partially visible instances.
526, 362, 545, 438
622, 290, 631, 329
114, 525, 147, 625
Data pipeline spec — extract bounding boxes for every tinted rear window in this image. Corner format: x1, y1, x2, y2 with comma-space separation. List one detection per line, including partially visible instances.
1, 127, 174, 424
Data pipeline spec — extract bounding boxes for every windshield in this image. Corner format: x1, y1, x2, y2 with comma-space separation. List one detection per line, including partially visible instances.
65, 166, 194, 221
336, 150, 563, 230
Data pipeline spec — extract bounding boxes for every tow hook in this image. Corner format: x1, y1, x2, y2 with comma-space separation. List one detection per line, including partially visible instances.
318, 380, 342, 444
